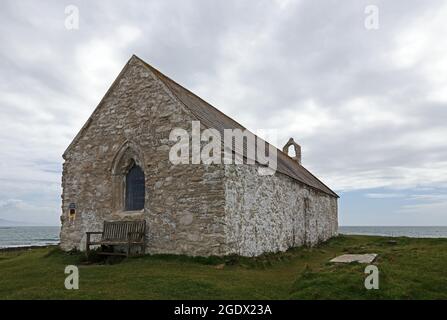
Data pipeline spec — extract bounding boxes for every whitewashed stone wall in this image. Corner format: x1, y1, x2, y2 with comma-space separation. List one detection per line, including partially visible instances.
223, 164, 338, 256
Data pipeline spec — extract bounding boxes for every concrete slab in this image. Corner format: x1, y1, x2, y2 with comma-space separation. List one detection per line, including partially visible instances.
330, 254, 377, 264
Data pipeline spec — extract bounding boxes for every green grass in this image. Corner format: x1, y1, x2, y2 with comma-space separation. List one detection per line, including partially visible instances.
1, 235, 446, 299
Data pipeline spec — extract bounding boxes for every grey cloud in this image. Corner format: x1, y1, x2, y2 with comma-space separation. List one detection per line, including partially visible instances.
1, 0, 446, 224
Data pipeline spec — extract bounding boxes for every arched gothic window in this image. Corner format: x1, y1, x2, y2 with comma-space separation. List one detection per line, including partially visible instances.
125, 164, 145, 211
111, 141, 146, 212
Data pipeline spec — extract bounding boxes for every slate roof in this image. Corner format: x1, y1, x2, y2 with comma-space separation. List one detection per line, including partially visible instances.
137, 56, 338, 198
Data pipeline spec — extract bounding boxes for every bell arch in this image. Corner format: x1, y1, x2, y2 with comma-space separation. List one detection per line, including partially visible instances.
282, 138, 302, 164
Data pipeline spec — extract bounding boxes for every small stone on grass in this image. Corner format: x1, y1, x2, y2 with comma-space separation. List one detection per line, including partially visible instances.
330, 253, 377, 264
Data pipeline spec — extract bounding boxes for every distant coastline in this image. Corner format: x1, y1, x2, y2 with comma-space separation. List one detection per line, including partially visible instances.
0, 218, 58, 227
0, 218, 32, 227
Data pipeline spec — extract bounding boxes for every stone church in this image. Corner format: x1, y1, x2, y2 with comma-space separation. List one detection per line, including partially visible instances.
60, 55, 338, 257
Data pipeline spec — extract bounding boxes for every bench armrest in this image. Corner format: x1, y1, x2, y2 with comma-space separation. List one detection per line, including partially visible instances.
86, 231, 103, 235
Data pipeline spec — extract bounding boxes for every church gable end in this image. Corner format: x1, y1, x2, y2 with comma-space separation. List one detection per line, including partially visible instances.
60, 56, 226, 255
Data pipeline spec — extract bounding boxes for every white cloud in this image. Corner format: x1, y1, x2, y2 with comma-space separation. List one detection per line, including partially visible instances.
365, 193, 405, 199
0, 198, 58, 225
75, 25, 142, 102
391, 3, 447, 102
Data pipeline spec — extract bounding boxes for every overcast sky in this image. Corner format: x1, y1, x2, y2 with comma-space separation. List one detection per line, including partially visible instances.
1, 0, 446, 225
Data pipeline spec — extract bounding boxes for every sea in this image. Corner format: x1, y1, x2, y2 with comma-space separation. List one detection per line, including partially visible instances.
0, 226, 447, 248
0, 226, 60, 249
338, 226, 447, 238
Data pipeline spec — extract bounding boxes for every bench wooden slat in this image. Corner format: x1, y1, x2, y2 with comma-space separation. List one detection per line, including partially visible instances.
86, 220, 146, 258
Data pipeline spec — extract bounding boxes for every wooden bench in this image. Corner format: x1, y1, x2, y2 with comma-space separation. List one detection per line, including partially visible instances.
86, 220, 146, 258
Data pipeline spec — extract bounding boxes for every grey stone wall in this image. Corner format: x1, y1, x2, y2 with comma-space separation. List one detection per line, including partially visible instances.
223, 164, 338, 256
60, 57, 226, 256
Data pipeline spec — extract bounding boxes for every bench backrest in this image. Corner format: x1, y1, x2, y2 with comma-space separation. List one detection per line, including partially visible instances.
102, 220, 146, 242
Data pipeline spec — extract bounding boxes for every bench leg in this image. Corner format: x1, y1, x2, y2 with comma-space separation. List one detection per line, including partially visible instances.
127, 241, 131, 258
86, 234, 90, 259
142, 235, 146, 256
